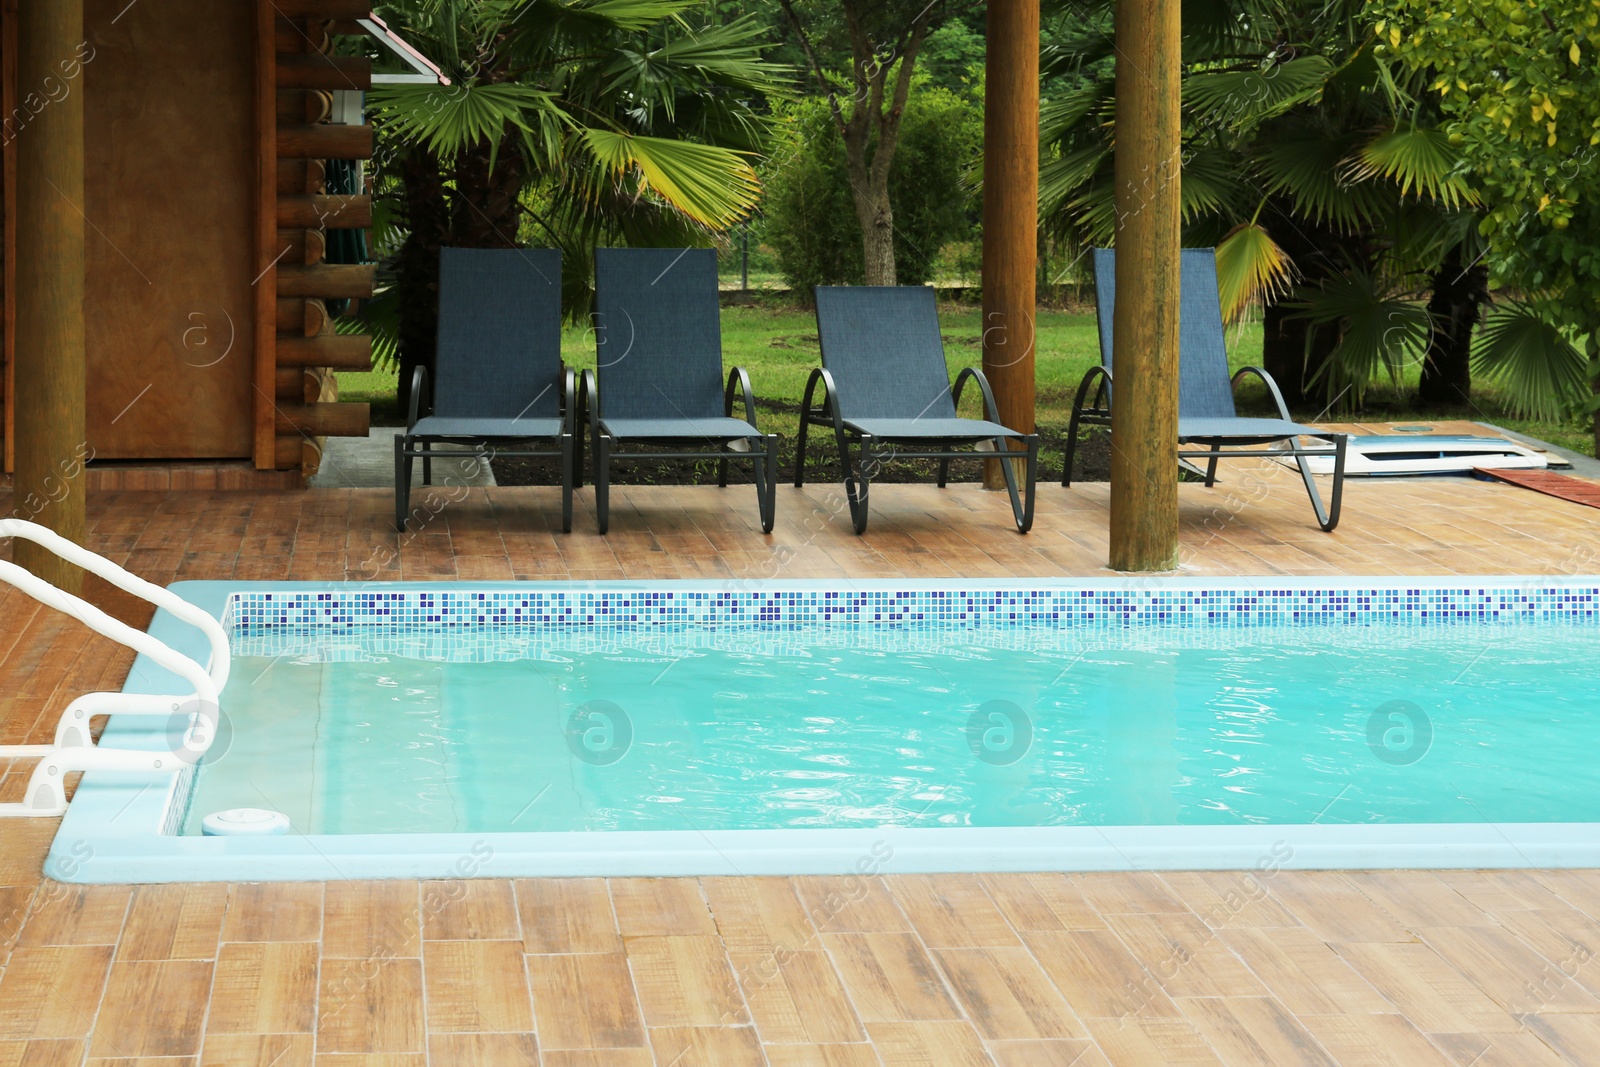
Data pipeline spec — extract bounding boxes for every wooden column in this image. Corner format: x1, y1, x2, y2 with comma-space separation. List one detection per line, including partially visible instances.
980, 0, 1039, 489
13, 0, 86, 591
1109, 0, 1182, 570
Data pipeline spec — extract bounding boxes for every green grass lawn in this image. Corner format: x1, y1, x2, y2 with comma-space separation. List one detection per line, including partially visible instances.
338, 298, 1596, 461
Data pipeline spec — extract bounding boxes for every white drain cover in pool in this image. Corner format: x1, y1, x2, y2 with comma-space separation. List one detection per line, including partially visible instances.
202, 808, 291, 837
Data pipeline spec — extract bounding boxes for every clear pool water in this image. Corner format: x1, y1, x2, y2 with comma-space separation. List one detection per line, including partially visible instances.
182, 622, 1600, 836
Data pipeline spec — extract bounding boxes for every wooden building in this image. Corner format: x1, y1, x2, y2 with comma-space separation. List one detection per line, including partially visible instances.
0, 0, 394, 487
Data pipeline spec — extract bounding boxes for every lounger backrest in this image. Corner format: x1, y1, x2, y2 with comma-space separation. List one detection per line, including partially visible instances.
813, 286, 956, 421
592, 248, 726, 419
1091, 247, 1237, 419
434, 247, 564, 419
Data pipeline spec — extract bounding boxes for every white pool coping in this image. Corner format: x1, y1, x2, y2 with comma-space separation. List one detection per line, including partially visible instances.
47, 576, 1600, 883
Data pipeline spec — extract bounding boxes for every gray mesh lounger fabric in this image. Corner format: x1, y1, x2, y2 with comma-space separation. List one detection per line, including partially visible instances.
397, 247, 573, 533
804, 286, 1037, 534
1064, 248, 1347, 531
584, 248, 779, 534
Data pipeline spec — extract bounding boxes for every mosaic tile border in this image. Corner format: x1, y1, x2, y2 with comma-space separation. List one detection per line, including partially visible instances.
222, 583, 1600, 635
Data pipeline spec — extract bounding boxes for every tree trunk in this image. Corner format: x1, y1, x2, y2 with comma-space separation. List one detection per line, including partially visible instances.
395, 147, 449, 416
1261, 300, 1340, 411
857, 187, 897, 286
1418, 254, 1488, 407
451, 136, 524, 249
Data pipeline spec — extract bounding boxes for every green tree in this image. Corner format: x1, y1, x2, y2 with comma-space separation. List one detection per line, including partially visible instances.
1377, 0, 1600, 449
1039, 0, 1486, 408
764, 86, 980, 293
776, 0, 979, 285
362, 0, 787, 407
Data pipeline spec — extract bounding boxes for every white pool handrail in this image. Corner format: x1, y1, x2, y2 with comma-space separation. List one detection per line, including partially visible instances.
0, 519, 231, 817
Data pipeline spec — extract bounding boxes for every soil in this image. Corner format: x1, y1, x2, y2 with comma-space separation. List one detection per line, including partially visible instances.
489, 406, 1114, 488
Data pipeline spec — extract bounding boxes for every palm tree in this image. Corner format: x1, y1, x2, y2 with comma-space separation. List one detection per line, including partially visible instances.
1039, 0, 1485, 409
359, 0, 789, 407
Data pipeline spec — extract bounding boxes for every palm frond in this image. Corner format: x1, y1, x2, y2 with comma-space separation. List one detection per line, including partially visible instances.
1215, 222, 1295, 323
368, 81, 566, 159
1184, 56, 1334, 132
1472, 302, 1589, 420
1290, 267, 1432, 400
579, 130, 759, 229
1346, 127, 1477, 208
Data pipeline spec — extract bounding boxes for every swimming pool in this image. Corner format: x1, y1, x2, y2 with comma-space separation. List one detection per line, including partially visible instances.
51, 578, 1600, 882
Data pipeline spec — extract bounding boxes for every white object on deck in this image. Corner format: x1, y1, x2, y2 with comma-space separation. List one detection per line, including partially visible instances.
0, 519, 230, 817
1284, 435, 1549, 477
202, 808, 291, 837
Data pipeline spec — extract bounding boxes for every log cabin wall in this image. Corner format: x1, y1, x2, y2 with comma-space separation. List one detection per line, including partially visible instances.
81, 0, 258, 460
258, 0, 374, 472
1, 0, 16, 475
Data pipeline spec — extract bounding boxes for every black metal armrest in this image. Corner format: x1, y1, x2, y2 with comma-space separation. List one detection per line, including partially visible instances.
407, 365, 429, 431
725, 366, 761, 431
1231, 366, 1294, 422
561, 365, 577, 435
1072, 365, 1113, 417
951, 366, 1005, 425
579, 369, 599, 431
800, 367, 845, 433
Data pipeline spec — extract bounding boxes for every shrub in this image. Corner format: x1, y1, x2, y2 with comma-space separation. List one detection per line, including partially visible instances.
762, 86, 980, 296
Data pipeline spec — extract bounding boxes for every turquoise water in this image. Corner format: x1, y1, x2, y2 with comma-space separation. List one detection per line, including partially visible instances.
183, 624, 1600, 835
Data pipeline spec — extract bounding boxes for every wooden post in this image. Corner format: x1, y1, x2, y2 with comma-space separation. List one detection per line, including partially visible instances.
980, 0, 1039, 489
13, 0, 87, 591
1109, 0, 1182, 571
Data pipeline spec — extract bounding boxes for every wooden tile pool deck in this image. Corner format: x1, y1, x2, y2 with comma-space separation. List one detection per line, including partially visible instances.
1, 467, 1600, 1065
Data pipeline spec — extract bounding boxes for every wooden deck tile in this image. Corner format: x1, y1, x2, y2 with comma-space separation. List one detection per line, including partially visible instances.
978, 873, 1103, 932
421, 940, 533, 1033
219, 884, 321, 944
1429, 1030, 1573, 1067
989, 1039, 1111, 1066
1297, 1013, 1458, 1065
116, 885, 227, 961
1417, 924, 1600, 1013
515, 879, 620, 955
0, 946, 113, 1039
420, 880, 518, 942
1217, 926, 1390, 1015
933, 947, 1089, 1041
87, 960, 213, 1058
0, 1041, 84, 1067
626, 935, 748, 1028
1102, 912, 1269, 1000
526, 953, 646, 1050
316, 958, 425, 1054
761, 1045, 881, 1067
205, 942, 317, 1035
1083, 1015, 1224, 1066
322, 882, 420, 960
538, 1051, 654, 1067
646, 1025, 764, 1067
794, 877, 909, 935
1176, 996, 1337, 1065
198, 1032, 313, 1067
864, 1020, 993, 1066
886, 875, 1020, 949
701, 877, 816, 957
1332, 942, 1521, 1033
609, 878, 715, 937
1022, 930, 1182, 1020
819, 933, 961, 1023
1263, 872, 1414, 943
424, 1033, 539, 1066
729, 949, 864, 1044
17, 885, 130, 947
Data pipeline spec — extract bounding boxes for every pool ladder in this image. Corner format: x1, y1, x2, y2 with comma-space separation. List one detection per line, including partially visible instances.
0, 519, 230, 817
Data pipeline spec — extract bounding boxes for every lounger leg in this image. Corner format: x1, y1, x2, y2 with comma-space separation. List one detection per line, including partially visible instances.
560, 432, 574, 534
1062, 409, 1083, 487
394, 435, 412, 533
1204, 446, 1220, 488
1296, 434, 1347, 533
421, 440, 432, 485
718, 445, 730, 489
595, 433, 612, 535
794, 414, 811, 488
758, 434, 778, 534
995, 437, 1036, 534
574, 422, 586, 490
937, 442, 952, 488
842, 434, 872, 535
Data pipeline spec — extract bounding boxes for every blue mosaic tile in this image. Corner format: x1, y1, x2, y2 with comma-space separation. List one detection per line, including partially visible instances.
220, 583, 1600, 637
